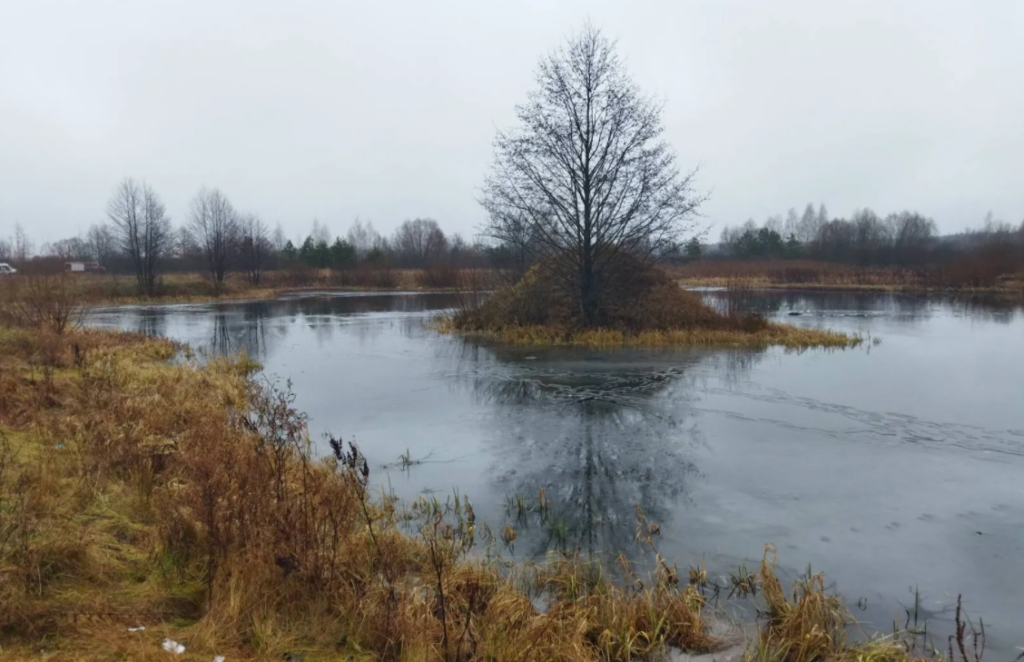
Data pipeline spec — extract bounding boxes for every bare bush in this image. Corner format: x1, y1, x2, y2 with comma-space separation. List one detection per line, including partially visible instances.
0, 272, 85, 334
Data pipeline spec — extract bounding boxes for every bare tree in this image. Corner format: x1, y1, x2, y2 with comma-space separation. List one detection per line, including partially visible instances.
86, 223, 118, 266
850, 208, 891, 264
347, 219, 384, 258
239, 214, 271, 285
485, 208, 538, 280
393, 218, 448, 266
188, 187, 239, 287
797, 203, 819, 243
106, 178, 172, 294
272, 223, 287, 252
784, 207, 800, 238
888, 211, 936, 264
45, 236, 92, 262
481, 26, 704, 325
175, 225, 199, 260
13, 223, 32, 266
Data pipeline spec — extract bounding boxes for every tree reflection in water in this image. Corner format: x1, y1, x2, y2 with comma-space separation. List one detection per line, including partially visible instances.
134, 307, 169, 338
208, 303, 293, 359
452, 344, 765, 559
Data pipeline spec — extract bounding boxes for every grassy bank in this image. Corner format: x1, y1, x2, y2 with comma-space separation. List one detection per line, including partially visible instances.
26, 268, 476, 307
19, 263, 1024, 310
432, 317, 860, 349
669, 260, 1024, 296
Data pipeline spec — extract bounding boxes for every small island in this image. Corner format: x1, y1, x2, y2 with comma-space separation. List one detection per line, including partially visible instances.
439, 259, 858, 349
439, 29, 857, 350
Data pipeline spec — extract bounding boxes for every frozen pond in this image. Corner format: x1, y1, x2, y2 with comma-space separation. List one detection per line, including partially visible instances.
88, 290, 1024, 656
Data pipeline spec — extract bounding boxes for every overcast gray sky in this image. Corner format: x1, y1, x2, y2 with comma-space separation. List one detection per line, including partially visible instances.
2, 0, 1021, 245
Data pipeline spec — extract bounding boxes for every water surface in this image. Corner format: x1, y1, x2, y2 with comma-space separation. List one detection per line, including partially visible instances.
88, 291, 1024, 655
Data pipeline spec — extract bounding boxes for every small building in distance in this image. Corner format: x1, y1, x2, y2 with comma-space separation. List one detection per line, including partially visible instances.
64, 261, 106, 273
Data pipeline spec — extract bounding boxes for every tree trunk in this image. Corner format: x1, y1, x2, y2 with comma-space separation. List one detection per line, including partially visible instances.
579, 252, 598, 326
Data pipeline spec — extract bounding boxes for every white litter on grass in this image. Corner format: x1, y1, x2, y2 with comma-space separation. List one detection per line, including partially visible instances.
127, 626, 146, 632
214, 657, 226, 662
162, 638, 186, 654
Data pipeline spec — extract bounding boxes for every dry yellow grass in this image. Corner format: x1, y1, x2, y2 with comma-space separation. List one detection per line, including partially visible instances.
669, 260, 1024, 296
675, 277, 1024, 296
750, 546, 932, 662
433, 317, 861, 349
46, 269, 471, 306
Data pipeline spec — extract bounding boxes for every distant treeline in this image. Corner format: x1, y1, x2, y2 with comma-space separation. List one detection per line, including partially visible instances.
715, 203, 1024, 267
1, 218, 493, 275
3, 188, 1022, 292
0, 181, 497, 292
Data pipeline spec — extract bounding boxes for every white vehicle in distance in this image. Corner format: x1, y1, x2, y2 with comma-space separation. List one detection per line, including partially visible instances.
0, 263, 17, 276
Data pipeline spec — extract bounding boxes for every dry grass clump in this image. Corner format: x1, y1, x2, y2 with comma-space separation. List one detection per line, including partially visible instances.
0, 325, 724, 661
0, 272, 86, 334
750, 546, 932, 662
756, 546, 849, 662
529, 551, 718, 659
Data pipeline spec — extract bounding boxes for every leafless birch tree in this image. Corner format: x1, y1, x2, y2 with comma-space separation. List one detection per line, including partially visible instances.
481, 26, 705, 325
